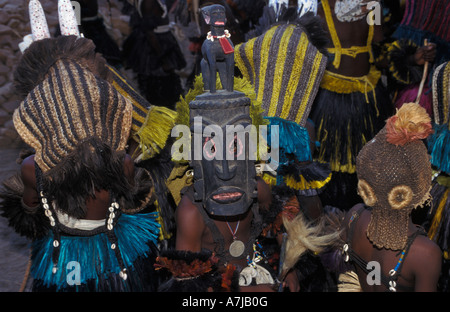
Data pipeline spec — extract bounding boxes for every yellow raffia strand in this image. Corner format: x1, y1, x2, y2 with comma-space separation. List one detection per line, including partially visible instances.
322, 0, 374, 69
155, 200, 173, 241
268, 25, 294, 117
235, 39, 257, 86
109, 66, 177, 160
322, 0, 341, 69
107, 65, 149, 133
436, 175, 450, 188
316, 120, 357, 173
245, 39, 256, 85
112, 80, 146, 132
235, 44, 250, 83
388, 41, 411, 85
327, 23, 374, 62
320, 66, 381, 113
280, 31, 308, 120
295, 52, 324, 124
320, 66, 381, 94
284, 172, 332, 191
257, 26, 278, 105
443, 64, 450, 129
135, 105, 177, 160
262, 172, 277, 186
428, 188, 449, 241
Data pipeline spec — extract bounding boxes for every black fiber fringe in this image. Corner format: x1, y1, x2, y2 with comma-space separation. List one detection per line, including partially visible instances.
245, 6, 329, 56
42, 138, 136, 219
278, 161, 331, 183
14, 36, 110, 99
156, 249, 234, 292
294, 251, 339, 292
310, 85, 393, 172
0, 173, 50, 240
387, 39, 423, 85
319, 171, 362, 211
261, 184, 296, 228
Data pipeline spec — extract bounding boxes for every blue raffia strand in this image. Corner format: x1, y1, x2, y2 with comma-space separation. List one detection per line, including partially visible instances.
30, 212, 160, 290
428, 123, 450, 175
264, 116, 312, 185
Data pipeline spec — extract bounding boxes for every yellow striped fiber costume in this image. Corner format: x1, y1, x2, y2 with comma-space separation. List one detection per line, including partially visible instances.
235, 21, 332, 197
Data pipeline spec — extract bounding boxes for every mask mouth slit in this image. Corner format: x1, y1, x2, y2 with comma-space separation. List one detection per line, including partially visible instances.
212, 191, 243, 203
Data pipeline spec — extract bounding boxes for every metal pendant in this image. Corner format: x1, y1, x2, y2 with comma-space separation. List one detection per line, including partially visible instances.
229, 239, 245, 258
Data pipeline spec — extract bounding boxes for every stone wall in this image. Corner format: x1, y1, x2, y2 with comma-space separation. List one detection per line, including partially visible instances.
0, 0, 131, 148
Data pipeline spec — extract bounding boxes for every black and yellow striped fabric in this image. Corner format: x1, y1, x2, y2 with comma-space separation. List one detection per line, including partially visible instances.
235, 23, 328, 127
107, 64, 177, 160
13, 59, 133, 173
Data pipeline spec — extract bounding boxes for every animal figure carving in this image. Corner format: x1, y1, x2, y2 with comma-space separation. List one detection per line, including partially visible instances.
200, 4, 234, 93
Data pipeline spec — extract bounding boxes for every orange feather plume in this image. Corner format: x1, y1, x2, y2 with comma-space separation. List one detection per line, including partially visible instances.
385, 102, 433, 146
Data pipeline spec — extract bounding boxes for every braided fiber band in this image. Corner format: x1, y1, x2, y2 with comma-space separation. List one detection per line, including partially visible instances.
13, 58, 132, 173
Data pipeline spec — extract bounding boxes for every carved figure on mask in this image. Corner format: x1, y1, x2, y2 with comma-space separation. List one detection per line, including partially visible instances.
200, 4, 235, 93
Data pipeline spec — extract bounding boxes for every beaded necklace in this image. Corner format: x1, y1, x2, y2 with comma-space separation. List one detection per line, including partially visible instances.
35, 164, 129, 281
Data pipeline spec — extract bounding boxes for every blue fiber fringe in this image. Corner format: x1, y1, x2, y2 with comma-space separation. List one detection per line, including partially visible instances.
264, 117, 312, 164
428, 123, 450, 174
30, 212, 160, 291
264, 117, 312, 185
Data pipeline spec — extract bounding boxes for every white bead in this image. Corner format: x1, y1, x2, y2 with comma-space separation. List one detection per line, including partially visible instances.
41, 198, 47, 204
112, 202, 119, 209
119, 269, 127, 281
109, 207, 114, 212
343, 244, 349, 252
52, 266, 58, 274
111, 243, 116, 250
45, 209, 52, 217
43, 203, 49, 210
50, 220, 56, 227
389, 286, 397, 292
107, 224, 113, 231
109, 212, 115, 219
53, 240, 59, 247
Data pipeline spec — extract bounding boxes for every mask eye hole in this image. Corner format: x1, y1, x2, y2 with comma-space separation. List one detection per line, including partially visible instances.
228, 134, 243, 158
203, 137, 216, 160
357, 179, 377, 207
388, 185, 413, 210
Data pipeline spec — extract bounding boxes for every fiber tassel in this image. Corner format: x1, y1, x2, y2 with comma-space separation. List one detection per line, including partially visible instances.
338, 270, 362, 292
280, 212, 341, 280
134, 105, 177, 160
385, 102, 433, 146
